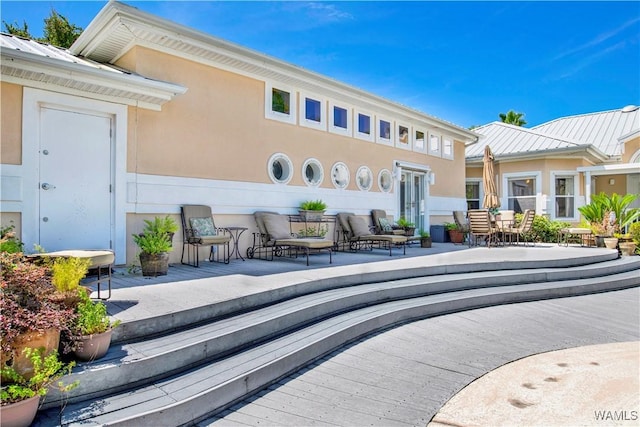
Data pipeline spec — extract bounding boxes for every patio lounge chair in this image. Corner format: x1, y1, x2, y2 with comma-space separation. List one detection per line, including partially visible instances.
247, 211, 333, 266
371, 209, 406, 236
505, 209, 535, 246
181, 205, 231, 267
336, 212, 407, 256
468, 209, 499, 248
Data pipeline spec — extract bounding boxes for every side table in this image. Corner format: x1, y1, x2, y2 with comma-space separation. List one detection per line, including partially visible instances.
225, 226, 248, 260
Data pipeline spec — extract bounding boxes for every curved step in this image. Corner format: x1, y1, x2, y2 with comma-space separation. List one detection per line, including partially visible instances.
37, 269, 639, 425
111, 250, 620, 343
43, 257, 639, 406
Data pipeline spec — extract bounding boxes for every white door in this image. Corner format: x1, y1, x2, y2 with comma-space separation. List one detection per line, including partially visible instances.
399, 170, 426, 233
39, 107, 112, 251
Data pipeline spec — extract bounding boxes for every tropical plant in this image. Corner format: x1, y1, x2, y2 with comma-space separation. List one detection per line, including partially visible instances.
0, 252, 75, 355
132, 232, 172, 255
396, 217, 415, 229
629, 222, 640, 245
0, 224, 23, 253
0, 347, 77, 405
141, 215, 179, 235
299, 200, 327, 211
3, 9, 83, 48
578, 192, 639, 232
51, 257, 91, 294
498, 110, 527, 126
418, 229, 430, 238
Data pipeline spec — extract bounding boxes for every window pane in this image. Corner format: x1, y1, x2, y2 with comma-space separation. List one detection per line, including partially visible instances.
466, 182, 479, 199
379, 120, 391, 139
443, 138, 453, 156
333, 107, 347, 129
508, 179, 534, 196
415, 131, 424, 149
358, 114, 370, 135
305, 98, 321, 122
398, 126, 409, 144
430, 134, 440, 151
555, 177, 574, 195
272, 89, 290, 114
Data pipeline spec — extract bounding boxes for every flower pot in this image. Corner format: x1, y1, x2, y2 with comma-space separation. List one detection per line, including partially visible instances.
139, 252, 169, 277
73, 328, 113, 362
420, 237, 432, 248
448, 230, 464, 244
404, 227, 416, 237
619, 242, 636, 256
603, 237, 618, 250
0, 395, 40, 427
594, 236, 605, 247
298, 210, 324, 222
1, 329, 60, 381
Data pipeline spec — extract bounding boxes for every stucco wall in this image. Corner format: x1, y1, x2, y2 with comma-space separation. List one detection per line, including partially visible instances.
622, 135, 640, 163
0, 82, 22, 164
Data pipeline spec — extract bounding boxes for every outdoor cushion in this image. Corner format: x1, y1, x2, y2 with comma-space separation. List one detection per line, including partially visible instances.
378, 217, 393, 233
262, 214, 292, 240
348, 216, 371, 238
190, 217, 217, 237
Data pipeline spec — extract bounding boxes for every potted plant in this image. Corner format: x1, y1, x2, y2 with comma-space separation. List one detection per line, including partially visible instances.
418, 229, 432, 248
132, 230, 173, 277
141, 215, 179, 244
50, 256, 91, 309
444, 222, 464, 244
1, 347, 77, 427
396, 217, 416, 237
0, 252, 74, 380
70, 291, 120, 361
619, 221, 640, 256
298, 200, 327, 222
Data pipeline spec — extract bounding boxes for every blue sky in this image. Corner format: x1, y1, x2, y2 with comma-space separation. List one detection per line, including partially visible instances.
2, 1, 639, 128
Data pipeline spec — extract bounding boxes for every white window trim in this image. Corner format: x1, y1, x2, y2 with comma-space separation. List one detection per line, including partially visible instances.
299, 91, 327, 131
413, 126, 427, 153
265, 82, 297, 125
465, 178, 484, 209
442, 136, 454, 160
354, 109, 375, 142
267, 152, 294, 185
428, 132, 441, 157
331, 162, 350, 189
328, 100, 352, 137
376, 116, 394, 146
302, 158, 324, 187
396, 122, 412, 151
355, 166, 373, 191
379, 169, 393, 193
502, 171, 542, 214
550, 170, 579, 221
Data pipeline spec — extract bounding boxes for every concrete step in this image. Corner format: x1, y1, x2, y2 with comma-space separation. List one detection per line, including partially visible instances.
37, 267, 639, 426
35, 257, 639, 425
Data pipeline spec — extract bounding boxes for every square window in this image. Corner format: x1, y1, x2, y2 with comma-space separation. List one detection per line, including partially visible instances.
272, 88, 290, 115
379, 120, 391, 140
442, 137, 453, 159
428, 133, 441, 156
334, 106, 348, 129
398, 126, 409, 144
305, 98, 321, 122
376, 117, 394, 145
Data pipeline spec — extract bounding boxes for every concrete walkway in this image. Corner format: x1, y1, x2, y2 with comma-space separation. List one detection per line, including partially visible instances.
201, 287, 639, 426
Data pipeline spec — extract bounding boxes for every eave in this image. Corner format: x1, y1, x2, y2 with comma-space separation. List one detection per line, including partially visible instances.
465, 145, 609, 166
1, 47, 187, 111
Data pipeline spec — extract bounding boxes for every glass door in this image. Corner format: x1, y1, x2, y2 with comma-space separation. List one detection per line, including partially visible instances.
399, 170, 425, 234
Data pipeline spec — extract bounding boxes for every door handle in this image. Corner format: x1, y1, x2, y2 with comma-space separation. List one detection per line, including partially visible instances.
41, 183, 56, 190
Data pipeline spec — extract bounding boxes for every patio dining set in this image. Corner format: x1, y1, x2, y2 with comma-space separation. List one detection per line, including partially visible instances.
454, 208, 536, 248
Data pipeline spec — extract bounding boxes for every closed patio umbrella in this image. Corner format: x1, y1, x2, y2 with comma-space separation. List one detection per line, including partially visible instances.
482, 145, 500, 210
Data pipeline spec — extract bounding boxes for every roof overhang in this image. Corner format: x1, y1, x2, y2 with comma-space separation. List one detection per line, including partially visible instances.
71, 1, 477, 142
465, 144, 609, 166
577, 163, 640, 176
1, 44, 187, 111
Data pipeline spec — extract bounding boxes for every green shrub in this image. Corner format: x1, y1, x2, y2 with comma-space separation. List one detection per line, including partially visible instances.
51, 257, 91, 293
299, 200, 327, 211
629, 222, 640, 245
0, 225, 23, 254
517, 214, 570, 243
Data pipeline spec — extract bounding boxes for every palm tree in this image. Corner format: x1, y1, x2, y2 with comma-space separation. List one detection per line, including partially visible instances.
499, 110, 527, 126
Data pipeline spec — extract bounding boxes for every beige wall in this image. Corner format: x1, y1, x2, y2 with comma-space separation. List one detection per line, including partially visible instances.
1, 82, 22, 164
622, 135, 640, 163
118, 47, 466, 193
0, 212, 21, 236
594, 174, 627, 195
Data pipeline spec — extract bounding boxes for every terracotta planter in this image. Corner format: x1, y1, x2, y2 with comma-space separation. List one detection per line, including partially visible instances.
139, 252, 169, 277
448, 230, 464, 244
0, 395, 40, 427
73, 328, 113, 362
1, 329, 60, 381
420, 237, 432, 248
603, 237, 618, 250
619, 242, 637, 256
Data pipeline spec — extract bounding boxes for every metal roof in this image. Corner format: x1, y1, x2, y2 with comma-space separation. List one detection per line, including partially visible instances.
468, 106, 640, 161
531, 106, 640, 156
0, 32, 186, 110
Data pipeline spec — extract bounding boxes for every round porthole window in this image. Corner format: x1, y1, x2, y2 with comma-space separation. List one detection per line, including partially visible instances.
356, 166, 373, 191
378, 169, 393, 192
302, 158, 324, 187
331, 162, 350, 189
268, 153, 293, 184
